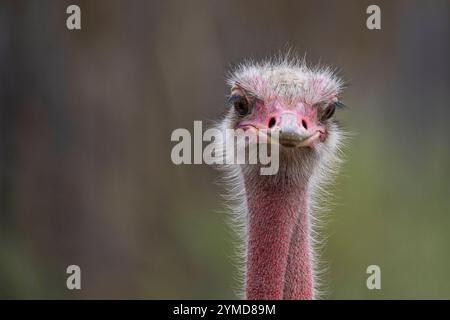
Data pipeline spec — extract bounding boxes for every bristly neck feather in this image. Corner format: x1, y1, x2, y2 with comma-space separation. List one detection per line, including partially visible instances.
243, 163, 314, 300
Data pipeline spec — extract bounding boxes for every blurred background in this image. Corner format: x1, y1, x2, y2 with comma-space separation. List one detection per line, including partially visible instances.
0, 0, 449, 299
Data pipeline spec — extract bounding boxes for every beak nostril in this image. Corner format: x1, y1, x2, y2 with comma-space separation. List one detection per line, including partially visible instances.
301, 119, 308, 130
268, 117, 276, 128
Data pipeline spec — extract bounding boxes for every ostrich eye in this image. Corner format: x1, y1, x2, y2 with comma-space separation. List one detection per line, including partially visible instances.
229, 95, 250, 116
321, 102, 337, 121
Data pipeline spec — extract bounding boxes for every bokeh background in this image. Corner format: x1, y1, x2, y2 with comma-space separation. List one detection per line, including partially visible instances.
0, 0, 449, 299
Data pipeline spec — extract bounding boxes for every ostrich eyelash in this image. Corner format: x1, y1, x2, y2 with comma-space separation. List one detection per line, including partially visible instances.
320, 101, 346, 122
333, 101, 346, 109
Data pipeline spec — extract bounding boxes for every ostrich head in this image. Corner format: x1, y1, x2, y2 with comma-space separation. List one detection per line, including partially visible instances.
216, 57, 346, 300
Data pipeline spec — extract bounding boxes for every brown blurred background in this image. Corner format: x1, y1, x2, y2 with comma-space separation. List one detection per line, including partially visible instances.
0, 0, 449, 299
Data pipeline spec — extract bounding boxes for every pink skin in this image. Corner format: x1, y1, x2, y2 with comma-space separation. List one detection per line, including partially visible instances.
235, 95, 334, 300
245, 181, 312, 299
234, 93, 328, 148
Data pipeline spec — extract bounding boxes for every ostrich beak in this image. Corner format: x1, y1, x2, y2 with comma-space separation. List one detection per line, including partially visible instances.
278, 112, 316, 148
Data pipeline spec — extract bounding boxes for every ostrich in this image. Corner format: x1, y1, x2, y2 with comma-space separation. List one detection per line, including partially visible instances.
215, 57, 346, 300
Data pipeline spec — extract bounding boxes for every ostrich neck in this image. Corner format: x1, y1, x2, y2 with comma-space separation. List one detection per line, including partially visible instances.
244, 176, 313, 300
